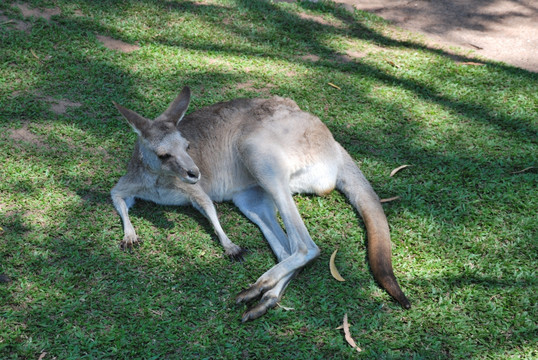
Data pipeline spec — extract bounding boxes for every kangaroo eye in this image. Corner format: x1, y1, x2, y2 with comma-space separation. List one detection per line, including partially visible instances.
158, 153, 172, 161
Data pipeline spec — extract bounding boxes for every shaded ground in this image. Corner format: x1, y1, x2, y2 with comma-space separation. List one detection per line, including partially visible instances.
334, 0, 538, 72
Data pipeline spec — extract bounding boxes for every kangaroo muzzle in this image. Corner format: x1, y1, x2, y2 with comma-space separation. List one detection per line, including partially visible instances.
180, 165, 200, 184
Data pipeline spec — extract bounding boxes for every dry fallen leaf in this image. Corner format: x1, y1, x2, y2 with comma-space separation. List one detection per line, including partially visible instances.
342, 313, 362, 352
329, 249, 345, 282
31, 49, 40, 60
511, 166, 536, 174
277, 303, 295, 311
467, 43, 483, 50
328, 82, 341, 90
458, 61, 485, 66
386, 59, 400, 68
380, 196, 401, 203
38, 352, 47, 360
390, 164, 411, 177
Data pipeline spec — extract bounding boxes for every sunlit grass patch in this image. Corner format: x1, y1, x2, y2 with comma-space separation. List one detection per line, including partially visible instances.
0, 0, 536, 358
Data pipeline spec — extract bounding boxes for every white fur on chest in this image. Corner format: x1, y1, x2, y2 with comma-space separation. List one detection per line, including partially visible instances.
149, 187, 191, 206
133, 177, 191, 206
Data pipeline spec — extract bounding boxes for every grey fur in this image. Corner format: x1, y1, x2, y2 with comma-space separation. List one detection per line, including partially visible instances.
111, 87, 410, 321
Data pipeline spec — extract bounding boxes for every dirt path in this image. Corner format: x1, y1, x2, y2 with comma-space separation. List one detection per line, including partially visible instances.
335, 0, 538, 72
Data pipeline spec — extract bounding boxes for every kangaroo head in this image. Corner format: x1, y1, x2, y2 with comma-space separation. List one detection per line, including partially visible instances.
114, 86, 201, 184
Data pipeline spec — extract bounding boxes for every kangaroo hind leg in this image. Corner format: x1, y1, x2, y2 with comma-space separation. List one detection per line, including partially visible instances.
234, 145, 320, 311
233, 186, 300, 321
233, 186, 290, 260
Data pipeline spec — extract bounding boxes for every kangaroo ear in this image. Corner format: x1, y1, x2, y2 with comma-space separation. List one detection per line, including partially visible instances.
113, 102, 150, 137
155, 86, 191, 126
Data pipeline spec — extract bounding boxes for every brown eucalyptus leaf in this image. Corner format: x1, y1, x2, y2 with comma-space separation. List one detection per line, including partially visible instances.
277, 303, 295, 311
380, 196, 401, 203
458, 61, 485, 66
328, 82, 341, 90
342, 313, 362, 352
511, 166, 536, 174
390, 164, 411, 177
386, 59, 400, 68
329, 249, 345, 282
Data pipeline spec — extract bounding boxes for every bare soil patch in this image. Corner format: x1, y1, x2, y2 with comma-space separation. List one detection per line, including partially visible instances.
235, 81, 276, 95
297, 12, 343, 28
335, 0, 538, 72
277, 0, 537, 72
300, 54, 321, 62
335, 49, 368, 63
345, 49, 368, 59
96, 35, 141, 53
0, 12, 32, 33
14, 3, 60, 21
8, 125, 48, 149
43, 97, 82, 115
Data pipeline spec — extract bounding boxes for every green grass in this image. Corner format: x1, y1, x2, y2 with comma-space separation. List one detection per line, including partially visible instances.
1, 0, 536, 358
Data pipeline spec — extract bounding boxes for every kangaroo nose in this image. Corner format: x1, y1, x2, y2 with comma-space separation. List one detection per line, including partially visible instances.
187, 170, 198, 179
186, 168, 200, 181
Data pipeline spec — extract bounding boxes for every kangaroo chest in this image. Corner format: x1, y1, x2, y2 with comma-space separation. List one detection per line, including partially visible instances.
133, 175, 192, 206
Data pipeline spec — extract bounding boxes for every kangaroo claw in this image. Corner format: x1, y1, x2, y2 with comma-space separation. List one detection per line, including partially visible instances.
228, 248, 249, 262
120, 236, 142, 250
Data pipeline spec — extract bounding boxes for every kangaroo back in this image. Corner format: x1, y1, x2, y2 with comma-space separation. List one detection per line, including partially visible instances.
336, 144, 410, 309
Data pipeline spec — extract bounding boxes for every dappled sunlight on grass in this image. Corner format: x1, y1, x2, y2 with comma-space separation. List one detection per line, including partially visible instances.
0, 0, 536, 358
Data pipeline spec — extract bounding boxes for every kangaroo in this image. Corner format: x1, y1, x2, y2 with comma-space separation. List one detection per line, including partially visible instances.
111, 86, 410, 322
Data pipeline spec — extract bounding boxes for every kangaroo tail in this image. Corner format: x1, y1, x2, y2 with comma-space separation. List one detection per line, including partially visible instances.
336, 145, 410, 309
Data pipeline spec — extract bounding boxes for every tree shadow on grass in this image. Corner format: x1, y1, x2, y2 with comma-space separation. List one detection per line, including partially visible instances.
2, 195, 534, 358
1, 0, 536, 357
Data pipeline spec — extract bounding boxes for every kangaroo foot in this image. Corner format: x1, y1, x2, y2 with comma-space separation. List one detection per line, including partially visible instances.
236, 275, 280, 304
241, 294, 279, 322
236, 284, 264, 304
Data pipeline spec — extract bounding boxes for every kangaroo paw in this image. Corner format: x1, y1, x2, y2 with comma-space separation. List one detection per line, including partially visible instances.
120, 235, 141, 250
227, 247, 248, 262
226, 244, 247, 262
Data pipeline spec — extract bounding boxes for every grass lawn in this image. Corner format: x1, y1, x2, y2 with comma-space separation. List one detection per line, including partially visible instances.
0, 0, 536, 358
